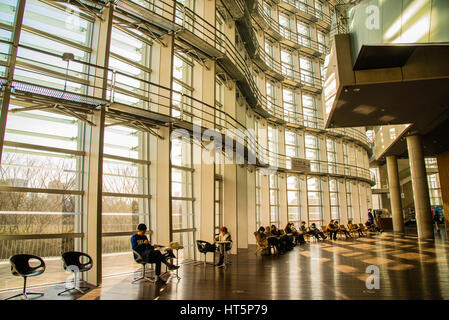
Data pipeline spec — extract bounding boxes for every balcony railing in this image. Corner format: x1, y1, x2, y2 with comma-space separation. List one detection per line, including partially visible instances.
1, 41, 373, 185
0, 0, 374, 183
281, 0, 333, 26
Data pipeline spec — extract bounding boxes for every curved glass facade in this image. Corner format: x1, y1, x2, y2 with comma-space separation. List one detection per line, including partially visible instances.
0, 0, 373, 290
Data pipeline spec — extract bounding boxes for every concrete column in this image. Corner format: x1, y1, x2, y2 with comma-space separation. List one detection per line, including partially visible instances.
223, 162, 238, 255
85, 107, 106, 286
406, 135, 433, 239
237, 164, 248, 249
436, 150, 449, 235
198, 58, 216, 249
222, 75, 238, 255
84, 3, 113, 286
386, 155, 404, 233
247, 169, 256, 244
149, 22, 174, 246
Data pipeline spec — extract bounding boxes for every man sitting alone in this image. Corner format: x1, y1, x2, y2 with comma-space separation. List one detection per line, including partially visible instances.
131, 223, 179, 284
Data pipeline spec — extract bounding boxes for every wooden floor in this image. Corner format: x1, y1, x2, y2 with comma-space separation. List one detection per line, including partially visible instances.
1, 229, 449, 300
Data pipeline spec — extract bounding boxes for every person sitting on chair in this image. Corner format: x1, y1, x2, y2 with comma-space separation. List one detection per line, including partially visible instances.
309, 223, 327, 240
285, 223, 305, 245
299, 221, 308, 234
265, 226, 284, 254
348, 220, 364, 237
215, 226, 231, 267
271, 225, 294, 250
327, 220, 339, 240
131, 223, 179, 284
335, 221, 352, 239
365, 219, 383, 233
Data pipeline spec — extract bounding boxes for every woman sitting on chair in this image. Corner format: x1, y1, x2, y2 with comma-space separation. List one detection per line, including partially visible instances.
215, 226, 231, 267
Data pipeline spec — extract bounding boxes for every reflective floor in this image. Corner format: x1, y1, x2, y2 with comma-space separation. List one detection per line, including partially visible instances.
1, 229, 448, 300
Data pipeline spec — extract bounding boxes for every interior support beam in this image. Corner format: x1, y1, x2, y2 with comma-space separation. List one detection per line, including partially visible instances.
0, 0, 26, 163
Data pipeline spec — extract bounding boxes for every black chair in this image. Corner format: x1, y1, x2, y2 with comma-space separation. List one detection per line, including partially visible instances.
196, 240, 216, 266
132, 250, 155, 283
58, 251, 93, 295
5, 254, 46, 300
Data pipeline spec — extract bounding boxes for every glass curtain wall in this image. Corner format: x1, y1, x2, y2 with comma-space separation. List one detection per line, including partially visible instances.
102, 124, 150, 276
268, 124, 279, 168
305, 134, 320, 172
281, 48, 294, 81
172, 52, 193, 122
255, 170, 262, 230
266, 80, 276, 115
329, 178, 339, 220
300, 56, 314, 86
108, 24, 153, 109
307, 176, 323, 226
326, 138, 337, 174
302, 93, 318, 128
297, 21, 310, 47
101, 17, 153, 276
285, 129, 300, 169
171, 136, 195, 261
0, 0, 93, 290
346, 180, 353, 220
287, 175, 301, 228
269, 173, 280, 227
283, 87, 297, 125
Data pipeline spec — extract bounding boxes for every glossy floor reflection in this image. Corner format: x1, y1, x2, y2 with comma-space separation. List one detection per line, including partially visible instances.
1, 230, 448, 300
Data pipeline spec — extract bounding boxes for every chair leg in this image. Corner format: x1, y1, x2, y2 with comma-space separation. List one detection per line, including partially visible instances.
132, 264, 155, 283
5, 277, 44, 300
58, 272, 92, 295
193, 252, 214, 266
4, 293, 25, 300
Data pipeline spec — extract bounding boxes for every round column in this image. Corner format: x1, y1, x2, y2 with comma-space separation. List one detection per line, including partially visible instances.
406, 135, 434, 239
386, 155, 404, 233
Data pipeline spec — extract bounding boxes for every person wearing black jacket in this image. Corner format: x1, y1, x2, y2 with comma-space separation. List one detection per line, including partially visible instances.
271, 225, 294, 250
131, 224, 179, 284
285, 223, 305, 245
265, 226, 284, 254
